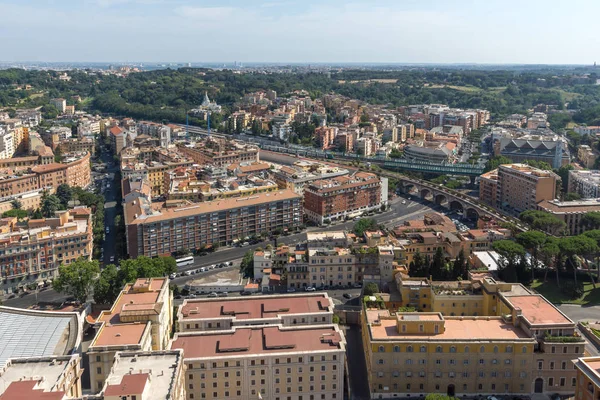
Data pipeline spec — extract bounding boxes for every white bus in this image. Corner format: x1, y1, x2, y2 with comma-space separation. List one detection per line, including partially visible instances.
176, 256, 194, 268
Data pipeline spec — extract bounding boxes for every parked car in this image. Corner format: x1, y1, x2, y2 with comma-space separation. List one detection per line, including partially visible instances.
169, 273, 177, 279
353, 282, 363, 288
105, 227, 110, 234
402, 200, 407, 204
218, 292, 228, 297
287, 287, 296, 293
240, 291, 252, 296
109, 256, 115, 263
207, 292, 218, 298
184, 271, 192, 276
343, 293, 353, 299
305, 287, 316, 292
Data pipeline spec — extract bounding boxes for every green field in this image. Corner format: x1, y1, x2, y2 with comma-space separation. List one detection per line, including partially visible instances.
530, 279, 600, 306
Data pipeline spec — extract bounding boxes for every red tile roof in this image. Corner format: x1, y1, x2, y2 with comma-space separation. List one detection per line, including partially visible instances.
179, 294, 332, 321
0, 380, 65, 400
104, 373, 149, 396
171, 326, 342, 358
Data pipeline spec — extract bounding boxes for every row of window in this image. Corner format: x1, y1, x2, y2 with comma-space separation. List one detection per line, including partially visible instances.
377, 358, 520, 366
190, 380, 337, 389
377, 344, 521, 353
190, 392, 335, 399
376, 370, 524, 378
189, 355, 337, 369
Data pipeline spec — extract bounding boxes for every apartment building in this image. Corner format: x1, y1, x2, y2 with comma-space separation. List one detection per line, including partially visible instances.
109, 126, 127, 154
537, 199, 600, 235
31, 151, 92, 190
574, 125, 600, 136
0, 355, 82, 399
271, 162, 349, 195
164, 166, 278, 202
50, 98, 67, 113
137, 121, 171, 148
124, 190, 302, 258
364, 276, 585, 398
315, 126, 336, 150
479, 169, 499, 207
176, 139, 259, 167
99, 350, 185, 400
0, 127, 15, 159
88, 277, 172, 393
568, 170, 600, 199
170, 324, 346, 400
574, 357, 600, 400
577, 145, 599, 169
58, 137, 95, 156
0, 207, 93, 294
492, 164, 558, 213
177, 293, 334, 333
304, 172, 386, 224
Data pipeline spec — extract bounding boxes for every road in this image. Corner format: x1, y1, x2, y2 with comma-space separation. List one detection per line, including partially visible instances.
99, 149, 120, 266
557, 304, 600, 356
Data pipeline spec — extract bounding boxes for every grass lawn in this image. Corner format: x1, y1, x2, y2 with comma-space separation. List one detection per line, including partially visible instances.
530, 279, 600, 305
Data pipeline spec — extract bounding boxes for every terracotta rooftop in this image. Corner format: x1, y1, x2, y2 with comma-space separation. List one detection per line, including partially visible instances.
366, 310, 531, 341
92, 323, 149, 347
0, 380, 65, 400
171, 326, 343, 358
504, 295, 572, 326
179, 294, 332, 321
104, 373, 149, 397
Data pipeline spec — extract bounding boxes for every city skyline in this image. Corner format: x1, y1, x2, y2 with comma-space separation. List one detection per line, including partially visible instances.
1, 0, 599, 64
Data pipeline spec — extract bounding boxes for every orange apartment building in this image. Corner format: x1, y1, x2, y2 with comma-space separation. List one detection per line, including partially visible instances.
480, 164, 558, 214
0, 207, 93, 294
304, 172, 386, 225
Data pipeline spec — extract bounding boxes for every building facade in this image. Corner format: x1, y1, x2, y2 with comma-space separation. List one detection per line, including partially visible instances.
568, 170, 600, 199
124, 190, 302, 258
537, 199, 600, 236
494, 164, 558, 214
0, 207, 93, 294
303, 172, 386, 224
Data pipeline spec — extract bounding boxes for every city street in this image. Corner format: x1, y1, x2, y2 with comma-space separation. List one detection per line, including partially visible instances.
99, 149, 120, 267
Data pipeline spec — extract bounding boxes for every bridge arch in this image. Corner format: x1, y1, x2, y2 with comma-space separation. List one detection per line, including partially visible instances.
449, 200, 465, 213
420, 188, 433, 201
434, 194, 449, 206
465, 207, 480, 221
402, 183, 417, 195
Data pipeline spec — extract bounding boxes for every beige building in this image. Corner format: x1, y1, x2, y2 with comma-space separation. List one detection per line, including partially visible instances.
537, 199, 600, 235
99, 350, 186, 400
0, 355, 82, 399
577, 145, 598, 169
574, 357, 600, 400
364, 275, 585, 398
492, 164, 558, 213
177, 293, 335, 333
0, 207, 93, 294
170, 324, 346, 400
88, 277, 173, 393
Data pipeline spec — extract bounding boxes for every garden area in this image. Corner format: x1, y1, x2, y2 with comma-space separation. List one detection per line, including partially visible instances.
530, 278, 600, 306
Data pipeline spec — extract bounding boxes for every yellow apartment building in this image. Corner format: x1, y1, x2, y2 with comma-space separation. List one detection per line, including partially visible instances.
574, 357, 600, 400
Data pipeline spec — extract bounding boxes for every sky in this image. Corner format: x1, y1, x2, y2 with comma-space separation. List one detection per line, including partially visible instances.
0, 0, 598, 64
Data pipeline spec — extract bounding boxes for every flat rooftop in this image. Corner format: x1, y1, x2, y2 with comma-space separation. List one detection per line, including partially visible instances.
576, 357, 600, 387
91, 323, 149, 347
0, 356, 78, 398
171, 325, 344, 359
0, 307, 79, 368
504, 295, 572, 326
366, 310, 531, 341
179, 294, 333, 321
103, 351, 182, 400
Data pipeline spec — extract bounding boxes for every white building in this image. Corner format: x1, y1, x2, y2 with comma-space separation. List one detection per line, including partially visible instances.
0, 128, 15, 159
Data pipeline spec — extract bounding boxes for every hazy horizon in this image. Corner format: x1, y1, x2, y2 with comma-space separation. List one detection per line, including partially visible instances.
1, 0, 599, 64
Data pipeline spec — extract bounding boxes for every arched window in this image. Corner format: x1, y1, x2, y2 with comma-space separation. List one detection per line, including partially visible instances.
393, 345, 400, 353
480, 346, 485, 353
450, 346, 457, 353
464, 346, 470, 353
378, 346, 385, 353
436, 346, 442, 353
493, 346, 499, 353
420, 346, 426, 353
407, 346, 413, 353
506, 345, 513, 353
522, 346, 527, 353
